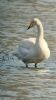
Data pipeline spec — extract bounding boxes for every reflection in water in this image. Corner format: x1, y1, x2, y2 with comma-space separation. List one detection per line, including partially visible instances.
0, 0, 56, 100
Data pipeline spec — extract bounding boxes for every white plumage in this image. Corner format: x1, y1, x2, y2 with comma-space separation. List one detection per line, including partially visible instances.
14, 18, 50, 68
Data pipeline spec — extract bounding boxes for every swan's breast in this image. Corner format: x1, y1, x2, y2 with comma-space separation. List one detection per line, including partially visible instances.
39, 38, 50, 59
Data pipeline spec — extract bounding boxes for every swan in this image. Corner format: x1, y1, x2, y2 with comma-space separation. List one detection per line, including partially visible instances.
14, 18, 50, 68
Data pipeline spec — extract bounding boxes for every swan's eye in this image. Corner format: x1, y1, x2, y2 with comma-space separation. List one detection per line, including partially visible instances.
30, 23, 34, 28
31, 21, 35, 27
27, 20, 36, 30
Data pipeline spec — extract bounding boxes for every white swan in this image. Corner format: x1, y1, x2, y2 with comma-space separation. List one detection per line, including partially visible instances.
14, 18, 50, 68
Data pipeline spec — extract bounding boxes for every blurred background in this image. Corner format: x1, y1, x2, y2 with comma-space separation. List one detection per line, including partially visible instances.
0, 0, 56, 100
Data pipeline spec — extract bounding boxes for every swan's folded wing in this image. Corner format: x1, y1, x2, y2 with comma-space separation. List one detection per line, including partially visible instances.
14, 38, 36, 59
19, 38, 36, 49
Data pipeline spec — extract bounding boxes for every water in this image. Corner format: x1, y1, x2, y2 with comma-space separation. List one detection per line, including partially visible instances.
0, 0, 56, 100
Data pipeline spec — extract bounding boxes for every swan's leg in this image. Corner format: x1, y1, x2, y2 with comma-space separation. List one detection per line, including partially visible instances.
35, 63, 37, 68
26, 64, 28, 68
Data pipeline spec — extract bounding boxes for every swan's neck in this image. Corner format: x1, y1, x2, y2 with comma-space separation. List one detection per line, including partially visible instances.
36, 23, 44, 40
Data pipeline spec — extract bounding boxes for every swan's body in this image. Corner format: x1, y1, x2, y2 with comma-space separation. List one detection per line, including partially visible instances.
14, 18, 50, 68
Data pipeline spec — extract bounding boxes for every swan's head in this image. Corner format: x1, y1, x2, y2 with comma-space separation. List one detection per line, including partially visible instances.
27, 18, 42, 30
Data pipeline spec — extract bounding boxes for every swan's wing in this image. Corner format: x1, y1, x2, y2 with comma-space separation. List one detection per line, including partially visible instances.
19, 38, 36, 49
14, 38, 36, 59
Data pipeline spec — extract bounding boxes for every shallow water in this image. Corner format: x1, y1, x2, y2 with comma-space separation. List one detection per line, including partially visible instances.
0, 0, 56, 100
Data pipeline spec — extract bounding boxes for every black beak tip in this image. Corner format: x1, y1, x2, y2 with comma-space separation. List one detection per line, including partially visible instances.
27, 26, 30, 30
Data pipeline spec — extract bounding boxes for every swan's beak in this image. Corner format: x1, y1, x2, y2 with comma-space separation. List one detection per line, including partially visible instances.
27, 25, 31, 30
